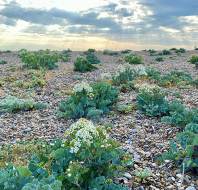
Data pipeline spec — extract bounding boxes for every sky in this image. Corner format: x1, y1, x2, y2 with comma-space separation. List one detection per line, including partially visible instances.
0, 0, 198, 50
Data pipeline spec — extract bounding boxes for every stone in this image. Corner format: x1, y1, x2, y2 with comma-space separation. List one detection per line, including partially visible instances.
185, 186, 196, 190
123, 172, 132, 179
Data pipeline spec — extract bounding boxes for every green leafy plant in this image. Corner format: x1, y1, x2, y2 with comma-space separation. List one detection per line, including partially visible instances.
121, 49, 131, 54
189, 55, 198, 69
0, 60, 7, 65
74, 56, 96, 72
145, 67, 161, 81
160, 131, 198, 174
20, 50, 59, 70
116, 103, 135, 114
155, 57, 164, 62
162, 101, 198, 129
159, 71, 193, 87
0, 119, 131, 190
161, 49, 171, 55
137, 86, 169, 117
0, 96, 47, 113
135, 168, 152, 182
57, 81, 118, 119
175, 48, 186, 54
86, 51, 100, 64
124, 54, 143, 64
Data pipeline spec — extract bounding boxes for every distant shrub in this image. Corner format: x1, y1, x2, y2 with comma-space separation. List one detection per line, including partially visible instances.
159, 71, 193, 87
0, 96, 47, 113
14, 70, 46, 89
0, 60, 7, 65
74, 56, 96, 72
137, 86, 169, 117
103, 49, 119, 56
189, 55, 198, 69
175, 48, 186, 54
121, 49, 131, 54
20, 50, 59, 70
145, 67, 161, 81
161, 49, 171, 55
162, 100, 198, 129
87, 48, 96, 53
57, 81, 118, 119
148, 49, 157, 56
86, 52, 100, 64
124, 54, 143, 64
195, 47, 198, 50
155, 57, 164, 62
59, 50, 70, 62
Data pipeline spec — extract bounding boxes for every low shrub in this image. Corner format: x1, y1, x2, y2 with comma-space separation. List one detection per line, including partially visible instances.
161, 101, 198, 129
0, 60, 7, 65
0, 96, 47, 113
159, 71, 193, 87
124, 54, 143, 64
148, 49, 157, 56
160, 130, 198, 174
137, 86, 169, 117
57, 81, 118, 119
161, 49, 171, 55
103, 49, 119, 56
155, 57, 164, 62
86, 52, 100, 64
145, 67, 161, 81
74, 56, 96, 72
175, 48, 186, 54
20, 50, 59, 70
189, 55, 198, 69
0, 119, 132, 189
121, 49, 131, 54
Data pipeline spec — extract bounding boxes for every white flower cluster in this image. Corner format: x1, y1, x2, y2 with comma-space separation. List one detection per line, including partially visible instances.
100, 72, 112, 80
134, 65, 147, 76
73, 81, 93, 93
139, 84, 162, 94
68, 118, 99, 153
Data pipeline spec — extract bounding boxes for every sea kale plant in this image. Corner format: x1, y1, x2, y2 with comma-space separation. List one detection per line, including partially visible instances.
0, 60, 7, 65
85, 50, 100, 64
0, 96, 47, 113
20, 49, 59, 70
74, 56, 96, 72
57, 81, 118, 119
189, 55, 198, 69
0, 119, 132, 190
137, 85, 169, 117
161, 101, 198, 129
124, 54, 143, 64
160, 126, 198, 174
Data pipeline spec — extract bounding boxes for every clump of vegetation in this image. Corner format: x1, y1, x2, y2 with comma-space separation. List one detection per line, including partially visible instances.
14, 70, 46, 89
85, 51, 100, 64
0, 96, 47, 113
0, 119, 132, 190
57, 81, 118, 119
74, 56, 96, 72
189, 55, 198, 69
59, 50, 71, 62
175, 48, 186, 54
155, 57, 164, 62
161, 49, 171, 55
148, 49, 157, 56
159, 70, 193, 87
145, 67, 161, 81
116, 103, 135, 114
124, 54, 143, 64
160, 128, 198, 174
137, 86, 169, 117
161, 100, 198, 129
112, 66, 138, 92
0, 60, 7, 65
103, 49, 119, 56
20, 49, 59, 70
121, 49, 131, 54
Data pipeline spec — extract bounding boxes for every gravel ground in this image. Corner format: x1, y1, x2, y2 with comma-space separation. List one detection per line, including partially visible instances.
0, 50, 198, 190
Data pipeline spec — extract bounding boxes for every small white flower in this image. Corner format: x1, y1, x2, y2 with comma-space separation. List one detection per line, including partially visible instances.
73, 81, 93, 93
